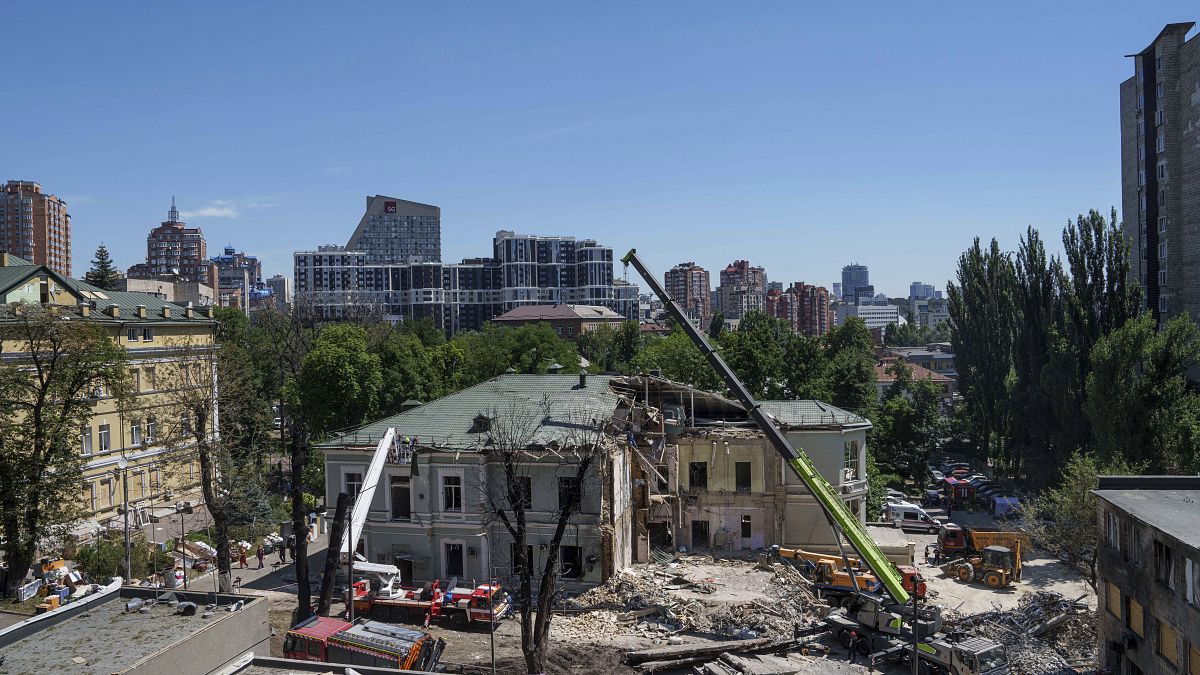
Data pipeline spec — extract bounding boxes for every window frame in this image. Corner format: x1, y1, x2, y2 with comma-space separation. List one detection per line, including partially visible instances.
98, 424, 111, 452
344, 470, 363, 496
441, 471, 464, 513
558, 475, 581, 513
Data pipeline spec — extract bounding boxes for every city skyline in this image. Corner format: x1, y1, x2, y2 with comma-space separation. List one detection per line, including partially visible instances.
2, 4, 1196, 297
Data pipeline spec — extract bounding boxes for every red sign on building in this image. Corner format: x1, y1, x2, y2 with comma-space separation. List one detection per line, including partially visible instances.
384, 201, 397, 213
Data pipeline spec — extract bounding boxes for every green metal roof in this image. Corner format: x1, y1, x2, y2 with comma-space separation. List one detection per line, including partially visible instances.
758, 400, 871, 429
0, 263, 214, 325
0, 253, 33, 266
0, 265, 37, 296
321, 374, 620, 450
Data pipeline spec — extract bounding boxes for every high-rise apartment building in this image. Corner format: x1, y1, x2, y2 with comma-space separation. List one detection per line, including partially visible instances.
717, 260, 767, 319
295, 230, 635, 334
765, 282, 832, 336
211, 245, 263, 311
0, 180, 71, 275
664, 262, 712, 325
346, 195, 441, 264
1122, 23, 1200, 326
127, 199, 213, 285
266, 274, 292, 308
841, 264, 870, 302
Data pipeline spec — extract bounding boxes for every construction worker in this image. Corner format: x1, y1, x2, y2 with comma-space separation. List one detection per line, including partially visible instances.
848, 630, 860, 663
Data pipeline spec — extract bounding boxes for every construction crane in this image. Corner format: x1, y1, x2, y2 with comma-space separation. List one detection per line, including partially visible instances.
621, 249, 912, 605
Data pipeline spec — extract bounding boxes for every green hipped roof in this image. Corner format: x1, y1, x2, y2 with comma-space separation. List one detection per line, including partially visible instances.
758, 400, 871, 429
321, 374, 620, 450
0, 261, 214, 325
0, 253, 33, 265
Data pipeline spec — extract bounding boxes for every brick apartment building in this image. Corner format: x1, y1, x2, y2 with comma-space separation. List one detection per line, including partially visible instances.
664, 261, 711, 326
716, 259, 767, 319
127, 199, 214, 286
1094, 475, 1200, 674
764, 282, 832, 336
1, 180, 71, 276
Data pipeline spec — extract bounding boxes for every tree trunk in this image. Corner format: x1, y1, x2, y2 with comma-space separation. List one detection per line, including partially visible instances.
196, 427, 232, 592
290, 425, 311, 618
316, 492, 350, 616
3, 533, 34, 597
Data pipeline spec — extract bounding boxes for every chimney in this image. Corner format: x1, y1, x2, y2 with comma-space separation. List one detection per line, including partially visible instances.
579, 371, 587, 389
0, 252, 9, 267
135, 305, 147, 318
78, 302, 90, 318
161, 306, 171, 318
184, 306, 194, 319
106, 304, 120, 318
204, 306, 214, 319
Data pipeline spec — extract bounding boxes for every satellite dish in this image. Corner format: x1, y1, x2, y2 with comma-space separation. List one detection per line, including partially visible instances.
117, 457, 128, 470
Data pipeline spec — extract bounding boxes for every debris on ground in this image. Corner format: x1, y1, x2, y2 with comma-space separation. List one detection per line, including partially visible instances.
624, 631, 831, 673
943, 590, 1095, 674
553, 555, 828, 643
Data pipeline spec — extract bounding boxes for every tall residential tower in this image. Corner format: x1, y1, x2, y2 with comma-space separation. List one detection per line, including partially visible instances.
127, 199, 213, 285
0, 180, 71, 275
1121, 22, 1199, 325
664, 262, 712, 325
346, 195, 441, 264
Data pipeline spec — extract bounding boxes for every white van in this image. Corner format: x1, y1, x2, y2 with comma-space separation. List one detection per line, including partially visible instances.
885, 501, 941, 534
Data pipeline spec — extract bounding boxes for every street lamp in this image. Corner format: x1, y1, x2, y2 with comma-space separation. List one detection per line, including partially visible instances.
115, 457, 130, 583
176, 501, 193, 589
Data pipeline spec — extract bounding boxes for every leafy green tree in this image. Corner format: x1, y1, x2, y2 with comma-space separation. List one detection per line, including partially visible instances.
708, 311, 725, 339
84, 244, 121, 290
1086, 314, 1200, 473
397, 317, 446, 347
781, 332, 829, 400
948, 238, 1015, 468
611, 320, 642, 370
298, 324, 383, 435
1049, 209, 1143, 456
822, 317, 876, 414
1008, 227, 1062, 481
872, 360, 946, 480
631, 328, 723, 392
0, 304, 131, 595
370, 327, 444, 415
577, 324, 616, 372
721, 311, 787, 398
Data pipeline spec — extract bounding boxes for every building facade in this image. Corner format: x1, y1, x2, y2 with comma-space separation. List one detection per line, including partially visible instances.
117, 276, 215, 307
1121, 23, 1200, 326
716, 260, 767, 319
322, 375, 633, 588
1094, 476, 1200, 674
127, 200, 213, 285
764, 282, 832, 336
908, 281, 941, 301
664, 262, 711, 325
835, 299, 900, 330
491, 303, 626, 339
0, 254, 216, 531
841, 264, 869, 302
1, 180, 71, 276
346, 195, 441, 264
211, 246, 263, 312
266, 274, 292, 309
295, 231, 636, 334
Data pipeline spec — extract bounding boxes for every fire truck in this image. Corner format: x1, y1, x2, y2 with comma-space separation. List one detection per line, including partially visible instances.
283, 616, 445, 671
350, 562, 511, 628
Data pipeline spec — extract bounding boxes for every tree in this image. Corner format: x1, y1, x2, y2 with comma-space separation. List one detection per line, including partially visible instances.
481, 404, 611, 674
452, 323, 579, 387
822, 317, 876, 414
872, 360, 946, 480
0, 304, 131, 595
1008, 227, 1062, 481
780, 332, 829, 401
1022, 452, 1129, 589
254, 303, 319, 618
84, 244, 121, 290
1085, 314, 1200, 473
369, 326, 443, 416
631, 328, 722, 392
947, 238, 1015, 468
298, 323, 383, 435
708, 311, 725, 339
720, 311, 787, 399
1049, 210, 1143, 456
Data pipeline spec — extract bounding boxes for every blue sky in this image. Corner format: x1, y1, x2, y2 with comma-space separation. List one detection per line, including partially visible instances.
2, 3, 1194, 296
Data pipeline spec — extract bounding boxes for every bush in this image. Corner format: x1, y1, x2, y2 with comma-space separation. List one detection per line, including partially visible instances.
74, 537, 174, 583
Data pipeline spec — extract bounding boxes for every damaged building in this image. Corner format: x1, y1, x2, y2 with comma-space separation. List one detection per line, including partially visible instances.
610, 376, 871, 560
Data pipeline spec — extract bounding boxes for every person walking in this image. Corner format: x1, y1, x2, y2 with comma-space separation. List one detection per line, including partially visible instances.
278, 542, 287, 564
287, 534, 297, 563
256, 545, 265, 570
239, 548, 248, 569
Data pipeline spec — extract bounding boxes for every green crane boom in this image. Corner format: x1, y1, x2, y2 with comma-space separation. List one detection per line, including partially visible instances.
622, 249, 911, 605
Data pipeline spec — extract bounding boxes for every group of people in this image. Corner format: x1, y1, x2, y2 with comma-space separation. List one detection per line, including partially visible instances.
237, 534, 298, 570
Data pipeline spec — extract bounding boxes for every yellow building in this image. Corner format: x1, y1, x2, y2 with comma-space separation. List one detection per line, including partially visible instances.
0, 252, 217, 532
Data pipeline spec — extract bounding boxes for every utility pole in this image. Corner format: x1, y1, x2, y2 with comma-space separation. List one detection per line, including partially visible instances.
116, 458, 130, 583
347, 491, 355, 623
910, 580, 921, 675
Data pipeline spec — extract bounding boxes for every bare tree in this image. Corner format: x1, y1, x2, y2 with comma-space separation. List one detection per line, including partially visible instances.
481, 402, 613, 674
254, 302, 318, 617
0, 304, 131, 595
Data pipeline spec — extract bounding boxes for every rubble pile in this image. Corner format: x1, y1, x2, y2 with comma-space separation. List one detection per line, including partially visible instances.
554, 556, 824, 643
945, 591, 1095, 674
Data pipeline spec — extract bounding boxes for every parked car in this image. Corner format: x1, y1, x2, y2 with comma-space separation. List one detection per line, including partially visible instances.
273, 417, 282, 429
885, 502, 942, 534
929, 470, 944, 482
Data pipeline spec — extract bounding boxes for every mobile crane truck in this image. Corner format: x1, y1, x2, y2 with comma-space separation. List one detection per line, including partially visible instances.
623, 250, 1009, 675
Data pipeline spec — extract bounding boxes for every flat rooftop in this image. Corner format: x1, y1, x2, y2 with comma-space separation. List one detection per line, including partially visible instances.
0, 587, 265, 675
1095, 478, 1200, 550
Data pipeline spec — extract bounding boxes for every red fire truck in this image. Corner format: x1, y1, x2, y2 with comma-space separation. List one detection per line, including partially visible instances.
349, 563, 511, 628
283, 616, 444, 671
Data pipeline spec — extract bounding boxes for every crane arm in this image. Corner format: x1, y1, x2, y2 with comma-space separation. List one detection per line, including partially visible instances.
621, 249, 910, 605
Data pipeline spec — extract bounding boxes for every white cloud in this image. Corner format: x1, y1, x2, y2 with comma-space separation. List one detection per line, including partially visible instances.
180, 201, 239, 219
